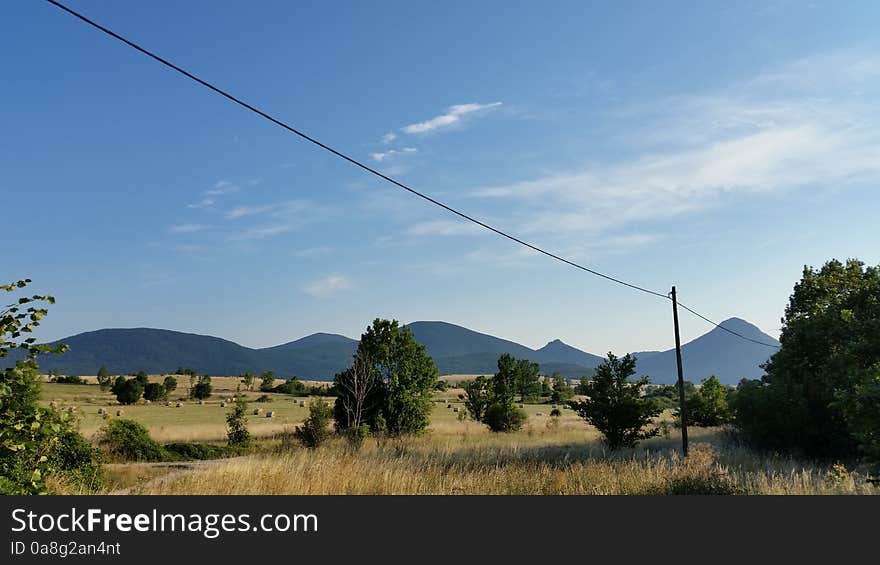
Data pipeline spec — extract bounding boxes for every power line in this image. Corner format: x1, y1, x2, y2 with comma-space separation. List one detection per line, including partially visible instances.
42, 0, 782, 351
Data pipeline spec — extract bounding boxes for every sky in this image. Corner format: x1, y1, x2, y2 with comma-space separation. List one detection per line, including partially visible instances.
3, 0, 880, 354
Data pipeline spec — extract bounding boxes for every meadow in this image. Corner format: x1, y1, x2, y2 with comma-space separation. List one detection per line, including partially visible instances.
41, 378, 878, 495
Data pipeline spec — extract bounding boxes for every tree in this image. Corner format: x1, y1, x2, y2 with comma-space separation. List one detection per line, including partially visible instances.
259, 371, 276, 392
142, 382, 166, 402
115, 378, 144, 405
551, 372, 574, 403
190, 375, 212, 400
333, 353, 377, 444
476, 355, 529, 432
333, 319, 438, 436
462, 375, 492, 423
295, 398, 334, 448
576, 375, 591, 395
134, 370, 148, 385
494, 353, 540, 402
570, 352, 660, 450
0, 279, 100, 493
97, 366, 112, 391
162, 375, 177, 395
226, 400, 251, 448
733, 259, 880, 462
685, 376, 730, 427
240, 372, 255, 392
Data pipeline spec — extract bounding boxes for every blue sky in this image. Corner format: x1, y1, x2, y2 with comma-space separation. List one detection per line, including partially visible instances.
4, 0, 880, 354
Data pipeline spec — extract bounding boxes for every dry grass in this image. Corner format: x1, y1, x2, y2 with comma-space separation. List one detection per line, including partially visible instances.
129, 431, 877, 495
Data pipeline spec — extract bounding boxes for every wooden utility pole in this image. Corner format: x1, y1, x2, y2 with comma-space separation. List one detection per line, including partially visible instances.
670, 286, 689, 457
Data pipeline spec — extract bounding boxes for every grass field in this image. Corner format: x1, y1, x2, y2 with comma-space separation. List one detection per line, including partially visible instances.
40, 380, 878, 495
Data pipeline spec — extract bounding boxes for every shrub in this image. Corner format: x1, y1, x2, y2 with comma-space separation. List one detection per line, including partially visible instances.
190, 375, 212, 400
295, 398, 334, 448
272, 378, 306, 395
226, 400, 251, 448
97, 419, 166, 462
113, 378, 144, 405
162, 375, 178, 395
164, 442, 234, 460
53, 375, 84, 384
142, 382, 166, 402
483, 403, 528, 433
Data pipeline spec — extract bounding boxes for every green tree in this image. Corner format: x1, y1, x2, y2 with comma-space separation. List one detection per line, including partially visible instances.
686, 376, 731, 427
294, 398, 334, 448
259, 371, 276, 392
225, 400, 251, 448
334, 319, 438, 436
733, 259, 880, 462
462, 375, 493, 422
480, 355, 529, 432
551, 372, 574, 403
240, 372, 255, 392
142, 382, 166, 402
570, 352, 660, 450
134, 370, 148, 385
96, 366, 112, 391
162, 375, 177, 395
0, 279, 100, 494
190, 375, 212, 400
114, 378, 144, 405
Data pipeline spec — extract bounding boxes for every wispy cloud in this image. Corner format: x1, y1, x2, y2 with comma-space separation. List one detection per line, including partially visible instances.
303, 274, 351, 297
226, 204, 276, 219
225, 200, 316, 241
169, 223, 210, 234
381, 132, 397, 144
204, 180, 240, 196
401, 102, 502, 134
187, 197, 215, 209
369, 147, 417, 162
227, 224, 294, 241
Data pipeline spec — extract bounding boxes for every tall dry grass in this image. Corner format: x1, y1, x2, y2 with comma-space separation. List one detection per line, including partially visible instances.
128, 430, 877, 495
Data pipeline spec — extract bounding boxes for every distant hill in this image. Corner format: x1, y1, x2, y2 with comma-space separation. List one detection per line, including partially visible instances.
2, 318, 778, 384
632, 318, 779, 385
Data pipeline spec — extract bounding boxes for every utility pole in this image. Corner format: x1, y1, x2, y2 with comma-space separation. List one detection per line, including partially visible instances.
670, 286, 689, 457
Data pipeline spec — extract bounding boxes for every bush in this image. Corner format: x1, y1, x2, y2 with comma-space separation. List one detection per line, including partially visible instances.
97, 419, 167, 462
190, 375, 212, 400
226, 401, 251, 448
142, 382, 166, 402
483, 403, 528, 432
272, 378, 306, 395
53, 375, 84, 384
294, 398, 334, 448
114, 378, 144, 405
164, 442, 235, 460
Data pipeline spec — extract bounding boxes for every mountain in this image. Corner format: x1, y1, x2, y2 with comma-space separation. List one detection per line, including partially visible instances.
632, 318, 779, 385
2, 318, 778, 384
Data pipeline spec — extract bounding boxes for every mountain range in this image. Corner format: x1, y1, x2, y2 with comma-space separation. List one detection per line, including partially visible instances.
5, 318, 779, 385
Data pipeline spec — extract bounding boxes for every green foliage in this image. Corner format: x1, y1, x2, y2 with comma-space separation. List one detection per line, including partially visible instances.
175, 367, 197, 376
462, 375, 492, 422
162, 375, 177, 394
685, 376, 731, 427
239, 371, 255, 391
259, 371, 276, 392
550, 372, 574, 403
272, 377, 306, 395
97, 366, 112, 391
495, 353, 540, 402
114, 378, 144, 405
163, 442, 236, 460
97, 419, 166, 462
570, 352, 660, 450
334, 319, 438, 436
295, 398, 334, 448
142, 382, 166, 402
732, 259, 880, 464
52, 374, 84, 384
225, 400, 251, 448
483, 402, 528, 433
434, 380, 448, 391
576, 375, 591, 395
190, 375, 212, 400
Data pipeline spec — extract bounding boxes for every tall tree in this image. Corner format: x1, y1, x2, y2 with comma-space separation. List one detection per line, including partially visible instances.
259, 371, 276, 392
462, 375, 492, 422
240, 372, 255, 392
96, 366, 112, 391
570, 352, 660, 450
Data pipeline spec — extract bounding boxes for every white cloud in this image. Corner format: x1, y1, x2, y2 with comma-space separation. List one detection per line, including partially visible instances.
227, 224, 294, 241
381, 132, 397, 144
205, 180, 240, 196
401, 102, 502, 134
303, 274, 352, 297
369, 147, 417, 162
169, 223, 210, 234
226, 204, 276, 219
187, 198, 215, 209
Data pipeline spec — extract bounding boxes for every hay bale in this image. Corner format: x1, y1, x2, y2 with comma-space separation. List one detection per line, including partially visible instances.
67, 406, 77, 413
446, 404, 452, 409
253, 408, 263, 415
299, 401, 305, 407
97, 407, 105, 415
175, 402, 182, 408
265, 411, 275, 418
453, 407, 460, 413
144, 399, 151, 405
115, 409, 124, 417
220, 401, 226, 408
198, 399, 204, 405
164, 401, 171, 407
535, 412, 544, 416
518, 403, 524, 408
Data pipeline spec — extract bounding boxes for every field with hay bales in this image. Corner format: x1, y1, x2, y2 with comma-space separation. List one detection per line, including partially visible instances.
38, 378, 878, 496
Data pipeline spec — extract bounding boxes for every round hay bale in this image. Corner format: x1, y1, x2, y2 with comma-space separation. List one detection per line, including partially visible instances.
265, 411, 275, 418
453, 407, 460, 413
446, 404, 452, 409
115, 409, 124, 417
253, 408, 263, 415
198, 399, 204, 405
97, 407, 105, 415
535, 412, 544, 416
299, 401, 305, 407
175, 402, 182, 408
220, 401, 226, 408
